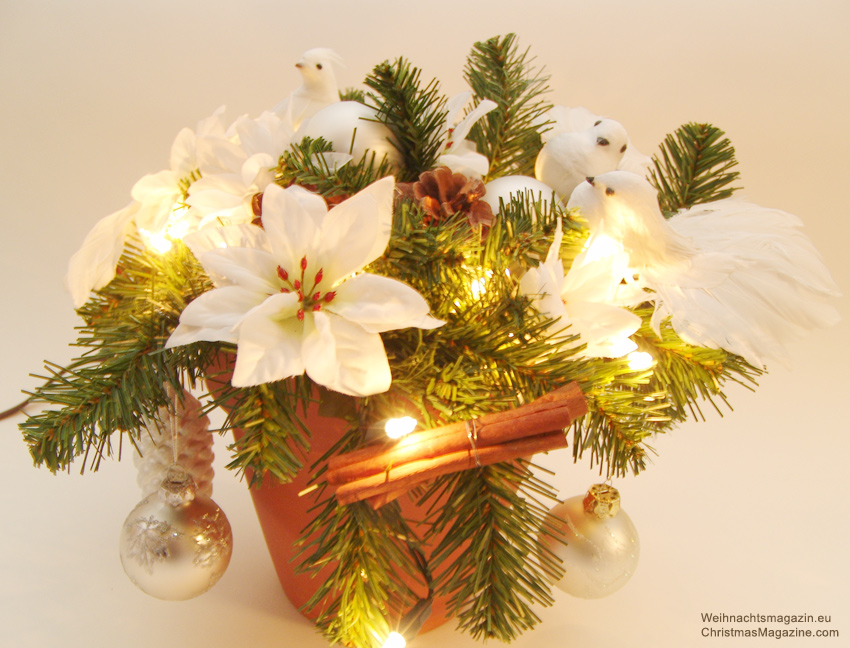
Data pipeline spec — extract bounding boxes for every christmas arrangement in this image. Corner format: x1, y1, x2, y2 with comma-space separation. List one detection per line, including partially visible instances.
18, 34, 840, 648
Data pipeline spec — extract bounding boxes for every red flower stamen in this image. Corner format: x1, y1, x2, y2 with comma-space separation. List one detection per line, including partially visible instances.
277, 266, 288, 281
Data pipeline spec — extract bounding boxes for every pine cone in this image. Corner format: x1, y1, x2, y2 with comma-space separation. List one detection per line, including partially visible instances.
133, 388, 215, 499
413, 166, 494, 230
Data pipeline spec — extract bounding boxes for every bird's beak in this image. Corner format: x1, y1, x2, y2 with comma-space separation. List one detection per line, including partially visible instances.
586, 177, 595, 186
295, 62, 304, 69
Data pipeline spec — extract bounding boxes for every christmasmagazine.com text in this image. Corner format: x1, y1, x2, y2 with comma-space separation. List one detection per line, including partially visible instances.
700, 613, 839, 640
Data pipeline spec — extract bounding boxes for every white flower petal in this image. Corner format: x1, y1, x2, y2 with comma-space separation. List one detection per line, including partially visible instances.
199, 247, 278, 293
195, 136, 245, 176
169, 127, 197, 177
567, 302, 640, 358
444, 91, 472, 127
135, 192, 180, 234
520, 266, 571, 335
183, 223, 270, 263
302, 311, 392, 396
231, 293, 305, 386
166, 285, 265, 347
437, 151, 490, 179
285, 185, 331, 226
316, 176, 394, 282
450, 99, 497, 143
261, 183, 321, 275
66, 202, 138, 308
329, 273, 438, 333
131, 170, 179, 202
241, 152, 276, 188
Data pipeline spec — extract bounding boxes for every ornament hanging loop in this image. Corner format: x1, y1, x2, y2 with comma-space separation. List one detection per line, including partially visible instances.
583, 483, 621, 519
158, 464, 197, 507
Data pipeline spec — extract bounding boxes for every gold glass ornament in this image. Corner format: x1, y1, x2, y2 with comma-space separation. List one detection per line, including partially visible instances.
542, 484, 639, 598
119, 465, 233, 600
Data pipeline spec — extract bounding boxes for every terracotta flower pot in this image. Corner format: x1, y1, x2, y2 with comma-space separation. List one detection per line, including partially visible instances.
237, 400, 454, 634
206, 360, 454, 634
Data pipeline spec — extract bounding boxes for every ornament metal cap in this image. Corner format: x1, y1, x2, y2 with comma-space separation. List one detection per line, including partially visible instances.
583, 483, 620, 519
158, 464, 197, 507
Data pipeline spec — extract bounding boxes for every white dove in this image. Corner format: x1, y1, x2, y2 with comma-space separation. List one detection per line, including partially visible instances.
273, 48, 342, 131
567, 171, 840, 366
535, 118, 630, 200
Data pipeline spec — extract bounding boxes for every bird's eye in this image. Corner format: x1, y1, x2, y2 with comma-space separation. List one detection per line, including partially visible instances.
605, 187, 616, 196
594, 120, 602, 126
597, 137, 610, 146
620, 144, 627, 153
316, 63, 323, 70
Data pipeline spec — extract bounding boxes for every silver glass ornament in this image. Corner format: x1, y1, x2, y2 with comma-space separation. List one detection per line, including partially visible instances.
542, 484, 639, 599
119, 465, 233, 600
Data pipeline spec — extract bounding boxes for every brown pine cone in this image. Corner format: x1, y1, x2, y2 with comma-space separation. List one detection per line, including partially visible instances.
412, 167, 494, 230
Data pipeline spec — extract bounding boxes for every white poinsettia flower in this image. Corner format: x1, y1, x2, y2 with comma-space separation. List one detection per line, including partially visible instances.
187, 110, 295, 228
520, 220, 644, 358
133, 106, 230, 238
167, 177, 444, 395
66, 108, 229, 307
437, 91, 497, 178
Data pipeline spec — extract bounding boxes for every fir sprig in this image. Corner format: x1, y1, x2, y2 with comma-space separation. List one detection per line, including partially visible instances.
211, 375, 315, 485
21, 237, 213, 472
277, 136, 395, 199
423, 462, 562, 642
632, 311, 762, 421
365, 58, 446, 182
298, 493, 427, 648
649, 122, 741, 214
464, 33, 551, 179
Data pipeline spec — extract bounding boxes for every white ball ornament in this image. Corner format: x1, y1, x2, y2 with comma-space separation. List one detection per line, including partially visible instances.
119, 465, 233, 600
297, 101, 402, 169
542, 484, 639, 599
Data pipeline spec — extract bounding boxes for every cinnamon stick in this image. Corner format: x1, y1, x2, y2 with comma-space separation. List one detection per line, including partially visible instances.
326, 383, 586, 486
334, 430, 569, 506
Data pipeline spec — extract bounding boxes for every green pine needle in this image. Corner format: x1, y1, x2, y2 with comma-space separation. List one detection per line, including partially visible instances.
464, 33, 551, 179
649, 122, 741, 214
21, 236, 213, 472
364, 58, 446, 182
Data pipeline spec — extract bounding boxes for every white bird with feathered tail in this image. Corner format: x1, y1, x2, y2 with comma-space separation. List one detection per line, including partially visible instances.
273, 48, 343, 130
567, 171, 840, 366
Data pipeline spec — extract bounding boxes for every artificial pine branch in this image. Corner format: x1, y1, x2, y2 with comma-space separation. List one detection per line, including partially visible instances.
632, 311, 762, 421
649, 122, 741, 214
277, 136, 395, 200
423, 462, 562, 642
364, 58, 446, 182
21, 237, 213, 472
464, 33, 551, 179
297, 494, 427, 648
212, 377, 315, 485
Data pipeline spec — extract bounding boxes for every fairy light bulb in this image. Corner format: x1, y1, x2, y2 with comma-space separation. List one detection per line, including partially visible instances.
382, 632, 407, 648
139, 228, 173, 254
166, 206, 191, 241
627, 351, 654, 371
385, 417, 417, 440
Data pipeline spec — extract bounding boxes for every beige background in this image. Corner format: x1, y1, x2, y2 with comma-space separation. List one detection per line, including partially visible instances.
1, 1, 848, 646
